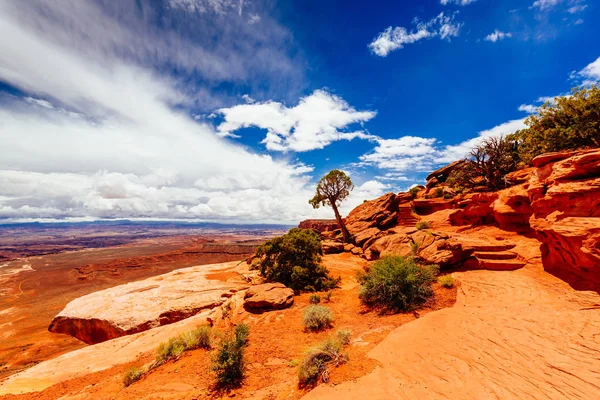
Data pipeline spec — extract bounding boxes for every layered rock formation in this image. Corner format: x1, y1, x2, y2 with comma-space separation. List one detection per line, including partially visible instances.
300, 149, 600, 282
49, 261, 249, 344
243, 283, 294, 311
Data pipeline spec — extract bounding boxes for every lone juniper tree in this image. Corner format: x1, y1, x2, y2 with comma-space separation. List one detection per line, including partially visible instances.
309, 170, 354, 243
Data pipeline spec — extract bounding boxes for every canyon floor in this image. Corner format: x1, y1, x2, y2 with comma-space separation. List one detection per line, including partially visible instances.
0, 225, 282, 380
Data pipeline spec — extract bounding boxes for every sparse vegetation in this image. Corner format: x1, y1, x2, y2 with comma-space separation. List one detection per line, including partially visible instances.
358, 256, 438, 313
298, 330, 350, 386
322, 291, 333, 303
212, 325, 250, 388
302, 305, 334, 331
156, 336, 187, 365
511, 84, 600, 162
410, 240, 420, 255
254, 228, 340, 292
416, 221, 431, 230
123, 366, 144, 387
336, 328, 352, 345
309, 170, 354, 243
438, 275, 455, 288
181, 326, 212, 350
433, 187, 444, 198
309, 294, 321, 304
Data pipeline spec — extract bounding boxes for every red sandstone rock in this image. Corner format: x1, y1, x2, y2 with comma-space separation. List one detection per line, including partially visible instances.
426, 159, 467, 181
492, 185, 533, 233
449, 192, 498, 226
298, 219, 339, 233
321, 240, 345, 254
345, 193, 399, 236
412, 198, 455, 215
49, 262, 247, 344
243, 283, 294, 310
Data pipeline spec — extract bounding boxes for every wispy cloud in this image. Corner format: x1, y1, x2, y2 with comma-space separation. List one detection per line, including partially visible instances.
530, 0, 562, 11
440, 0, 477, 5
369, 12, 462, 57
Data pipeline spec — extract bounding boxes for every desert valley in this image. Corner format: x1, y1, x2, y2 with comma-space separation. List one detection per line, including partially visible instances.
1, 1, 599, 399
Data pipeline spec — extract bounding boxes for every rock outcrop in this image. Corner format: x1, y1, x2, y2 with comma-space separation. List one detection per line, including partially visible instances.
298, 219, 339, 232
243, 283, 294, 311
49, 261, 248, 344
345, 193, 399, 236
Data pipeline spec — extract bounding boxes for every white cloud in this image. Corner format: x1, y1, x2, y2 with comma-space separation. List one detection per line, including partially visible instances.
484, 30, 513, 42
576, 56, 600, 83
568, 4, 587, 13
368, 12, 462, 57
440, 0, 477, 5
518, 104, 538, 113
530, 0, 561, 11
0, 0, 357, 224
216, 90, 377, 152
248, 14, 261, 24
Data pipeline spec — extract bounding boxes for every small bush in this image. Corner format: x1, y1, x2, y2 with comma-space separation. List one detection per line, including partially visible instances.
410, 241, 420, 255
416, 221, 431, 230
438, 275, 455, 288
156, 337, 186, 365
322, 291, 332, 303
182, 326, 212, 350
409, 186, 423, 198
336, 329, 352, 345
123, 366, 144, 387
309, 294, 321, 304
254, 228, 340, 292
298, 333, 349, 386
234, 323, 250, 345
433, 187, 444, 198
212, 326, 250, 388
443, 192, 454, 200
302, 305, 334, 331
358, 256, 438, 313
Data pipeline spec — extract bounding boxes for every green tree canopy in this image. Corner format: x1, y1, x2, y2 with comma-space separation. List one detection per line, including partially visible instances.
254, 228, 340, 292
309, 170, 354, 242
511, 84, 600, 162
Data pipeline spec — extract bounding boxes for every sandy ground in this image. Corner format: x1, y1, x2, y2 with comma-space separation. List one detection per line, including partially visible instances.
0, 252, 457, 400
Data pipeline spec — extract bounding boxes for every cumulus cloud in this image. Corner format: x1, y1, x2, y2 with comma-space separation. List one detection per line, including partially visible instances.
368, 12, 462, 57
0, 0, 376, 224
485, 30, 513, 42
215, 90, 378, 152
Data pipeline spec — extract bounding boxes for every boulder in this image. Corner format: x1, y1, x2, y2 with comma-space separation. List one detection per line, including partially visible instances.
345, 193, 399, 236
49, 261, 247, 344
449, 192, 498, 226
413, 231, 475, 268
413, 198, 455, 215
426, 159, 467, 182
243, 283, 294, 311
492, 185, 533, 233
322, 240, 345, 254
354, 227, 381, 247
367, 234, 413, 259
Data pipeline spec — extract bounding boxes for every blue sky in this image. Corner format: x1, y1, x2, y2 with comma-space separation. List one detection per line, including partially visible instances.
0, 0, 598, 223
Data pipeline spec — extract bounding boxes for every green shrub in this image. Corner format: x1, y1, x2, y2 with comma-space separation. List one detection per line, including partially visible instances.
298, 332, 349, 386
302, 305, 334, 331
234, 323, 250, 345
416, 221, 431, 230
254, 228, 340, 292
123, 366, 144, 387
336, 329, 352, 345
322, 291, 332, 303
410, 241, 420, 255
309, 294, 321, 304
409, 186, 423, 198
438, 275, 455, 288
443, 192, 454, 200
511, 85, 600, 162
156, 337, 186, 365
182, 326, 212, 350
358, 256, 438, 312
433, 187, 444, 198
212, 326, 250, 388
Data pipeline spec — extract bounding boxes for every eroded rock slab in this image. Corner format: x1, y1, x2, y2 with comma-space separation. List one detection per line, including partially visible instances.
49, 261, 247, 344
244, 283, 294, 311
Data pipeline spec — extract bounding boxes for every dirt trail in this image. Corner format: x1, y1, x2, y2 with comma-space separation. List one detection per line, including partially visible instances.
304, 261, 600, 399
